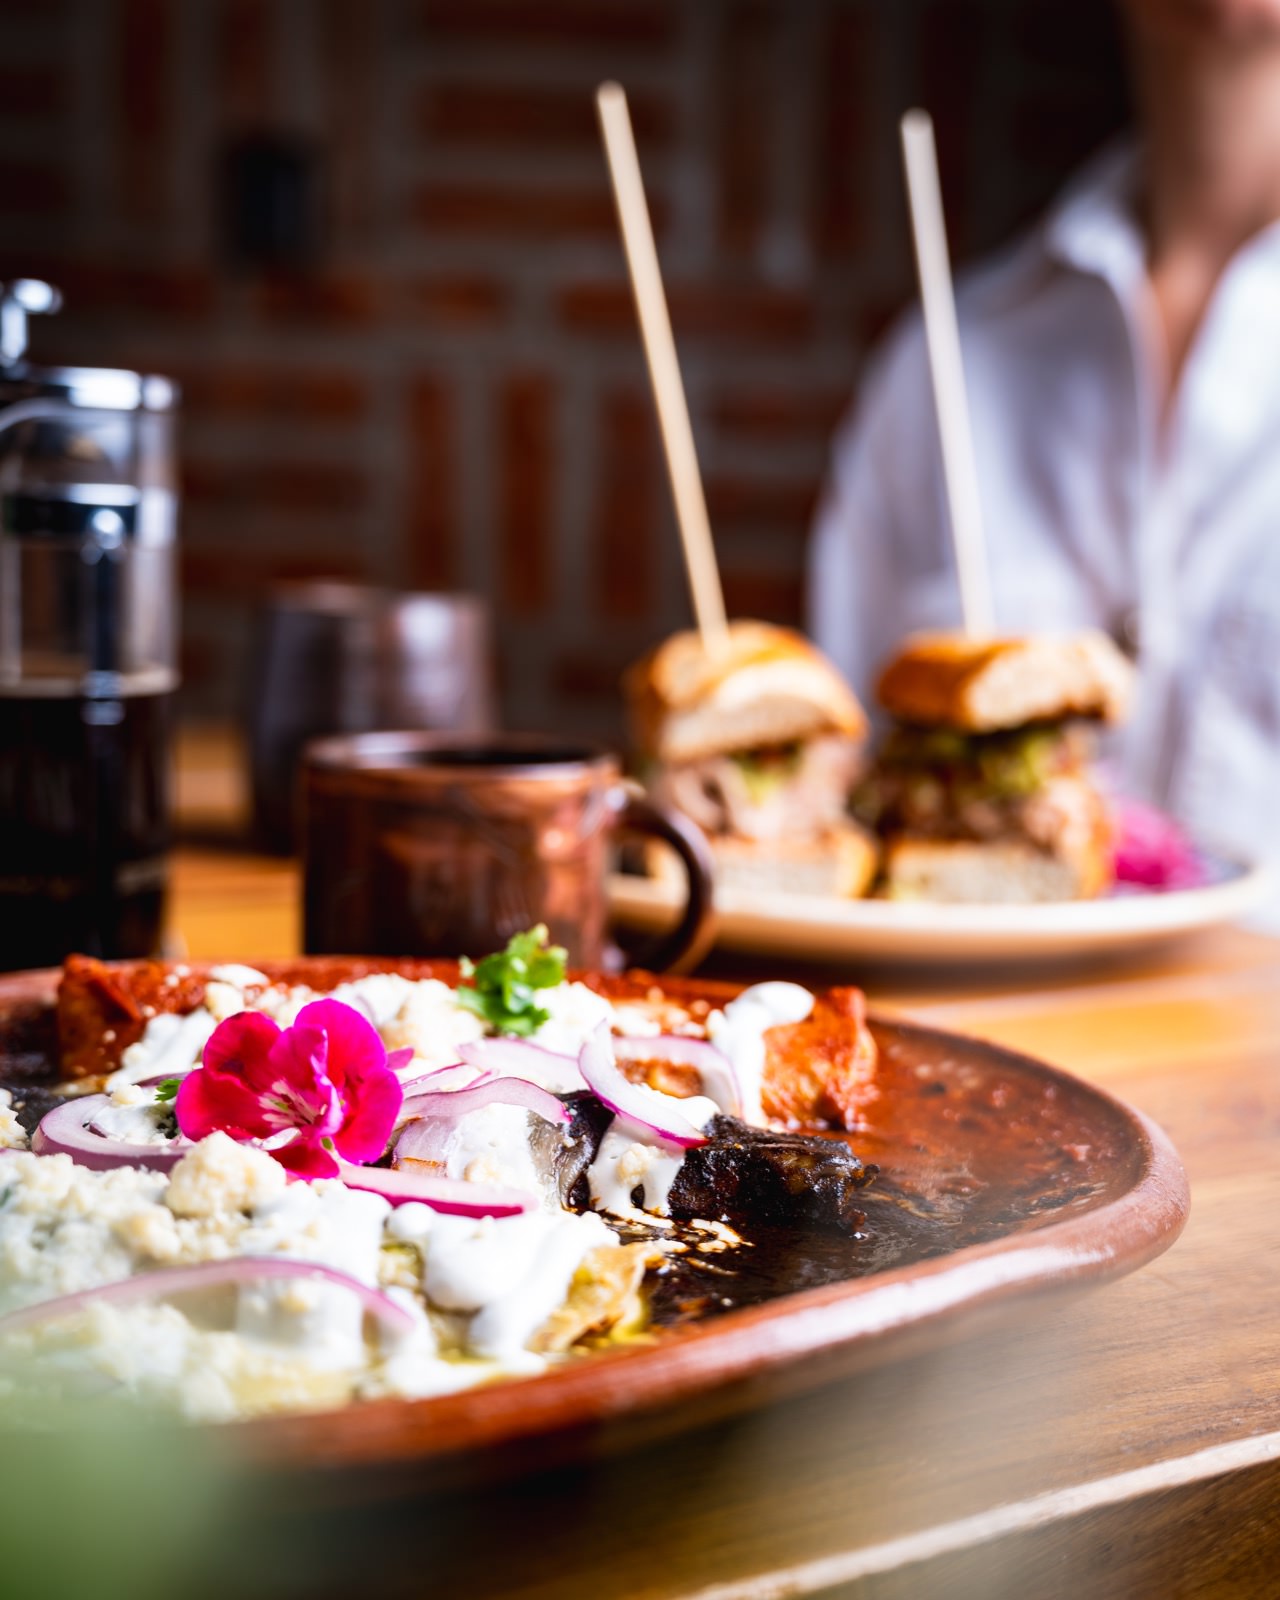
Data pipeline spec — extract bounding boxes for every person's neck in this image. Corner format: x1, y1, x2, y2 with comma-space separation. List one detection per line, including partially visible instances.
1130, 33, 1280, 401
1138, 40, 1280, 265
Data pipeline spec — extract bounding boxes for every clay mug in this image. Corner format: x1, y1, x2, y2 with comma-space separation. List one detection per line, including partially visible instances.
301, 731, 715, 971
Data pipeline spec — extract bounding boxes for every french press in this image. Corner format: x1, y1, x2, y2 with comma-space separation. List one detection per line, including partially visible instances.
0, 279, 180, 968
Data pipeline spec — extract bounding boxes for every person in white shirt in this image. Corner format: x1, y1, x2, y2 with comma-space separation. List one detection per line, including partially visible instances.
808, 0, 1280, 910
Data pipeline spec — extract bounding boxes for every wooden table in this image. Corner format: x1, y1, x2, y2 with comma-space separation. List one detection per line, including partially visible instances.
162, 819, 1280, 1598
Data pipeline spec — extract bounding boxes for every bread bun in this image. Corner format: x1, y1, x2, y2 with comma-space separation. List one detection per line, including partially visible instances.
649, 820, 877, 900
627, 622, 867, 764
876, 631, 1133, 732
880, 832, 1111, 903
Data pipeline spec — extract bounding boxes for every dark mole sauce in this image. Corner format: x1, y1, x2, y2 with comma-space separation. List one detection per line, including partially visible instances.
621, 1023, 1137, 1332
0, 1001, 63, 1134
0, 1008, 1137, 1335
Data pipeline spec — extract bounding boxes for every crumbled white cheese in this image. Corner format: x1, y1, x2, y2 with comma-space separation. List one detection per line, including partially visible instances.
533, 982, 616, 1056
207, 964, 271, 991
0, 1090, 27, 1151
327, 972, 417, 1029
0, 1300, 357, 1423
0, 967, 716, 1420
202, 982, 250, 1023
205, 977, 312, 1027
0, 1131, 626, 1419
0, 1153, 169, 1310
164, 1133, 288, 1219
109, 1083, 151, 1108
609, 1003, 666, 1038
370, 978, 488, 1070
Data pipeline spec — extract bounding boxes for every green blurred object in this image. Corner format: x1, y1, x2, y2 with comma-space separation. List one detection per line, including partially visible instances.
728, 744, 803, 806
0, 1384, 243, 1600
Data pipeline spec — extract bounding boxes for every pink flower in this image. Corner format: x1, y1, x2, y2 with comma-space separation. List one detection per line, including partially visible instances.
175, 1000, 406, 1179
1111, 799, 1207, 892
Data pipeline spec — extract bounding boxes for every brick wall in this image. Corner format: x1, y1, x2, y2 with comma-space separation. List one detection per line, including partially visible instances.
0, 0, 1128, 743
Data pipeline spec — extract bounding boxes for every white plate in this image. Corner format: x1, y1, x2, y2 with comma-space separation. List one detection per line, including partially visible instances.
609, 857, 1274, 966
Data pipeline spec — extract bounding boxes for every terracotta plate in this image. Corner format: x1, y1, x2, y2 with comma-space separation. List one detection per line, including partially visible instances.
0, 964, 1188, 1481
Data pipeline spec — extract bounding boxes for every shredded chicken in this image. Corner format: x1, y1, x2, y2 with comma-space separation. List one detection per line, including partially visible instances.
653, 735, 861, 842
528, 1242, 652, 1352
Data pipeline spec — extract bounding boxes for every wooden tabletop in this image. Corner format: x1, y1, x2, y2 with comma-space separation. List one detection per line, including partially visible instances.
167, 731, 1280, 1598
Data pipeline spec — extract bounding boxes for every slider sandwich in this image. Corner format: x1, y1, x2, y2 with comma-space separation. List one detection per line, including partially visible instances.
625, 621, 876, 896
854, 631, 1134, 903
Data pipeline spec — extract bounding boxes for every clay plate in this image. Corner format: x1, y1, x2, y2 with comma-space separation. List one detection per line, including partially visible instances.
0, 964, 1188, 1483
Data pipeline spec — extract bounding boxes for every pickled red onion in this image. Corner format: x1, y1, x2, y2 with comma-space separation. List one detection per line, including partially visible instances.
335, 1159, 536, 1216
612, 1034, 742, 1117
459, 1037, 585, 1090
0, 1255, 416, 1339
33, 1097, 186, 1174
579, 1025, 709, 1149
400, 1077, 568, 1128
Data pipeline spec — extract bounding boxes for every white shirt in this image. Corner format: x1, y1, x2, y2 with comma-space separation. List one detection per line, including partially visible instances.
808, 146, 1280, 915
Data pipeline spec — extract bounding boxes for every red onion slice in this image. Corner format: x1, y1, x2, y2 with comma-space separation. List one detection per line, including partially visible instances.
459, 1038, 585, 1091
0, 1255, 416, 1339
394, 1077, 569, 1168
33, 1097, 185, 1173
401, 1077, 569, 1128
392, 1115, 453, 1167
578, 1026, 709, 1150
398, 1064, 492, 1096
612, 1034, 742, 1117
336, 1159, 536, 1217
386, 1046, 416, 1075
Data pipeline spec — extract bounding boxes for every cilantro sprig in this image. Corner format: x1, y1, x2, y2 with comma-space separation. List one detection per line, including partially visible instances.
151, 1078, 182, 1140
456, 924, 568, 1037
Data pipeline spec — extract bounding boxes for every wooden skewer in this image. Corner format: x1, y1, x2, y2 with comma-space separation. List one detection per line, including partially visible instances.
596, 81, 729, 657
900, 109, 995, 637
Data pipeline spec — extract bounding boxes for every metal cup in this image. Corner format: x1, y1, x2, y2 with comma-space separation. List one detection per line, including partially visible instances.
301, 732, 716, 972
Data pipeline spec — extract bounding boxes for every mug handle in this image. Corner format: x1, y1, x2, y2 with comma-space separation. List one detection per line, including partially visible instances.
606, 783, 716, 974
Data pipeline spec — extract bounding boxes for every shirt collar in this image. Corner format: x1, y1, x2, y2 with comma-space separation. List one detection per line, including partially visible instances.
1040, 142, 1148, 297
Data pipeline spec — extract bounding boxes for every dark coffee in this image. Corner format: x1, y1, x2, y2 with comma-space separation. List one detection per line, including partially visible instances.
390, 744, 590, 768
0, 685, 171, 969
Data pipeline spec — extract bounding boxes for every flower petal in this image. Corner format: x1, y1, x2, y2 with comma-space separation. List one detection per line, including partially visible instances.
202, 1010, 283, 1097
333, 1066, 404, 1166
272, 1137, 340, 1180
174, 1063, 271, 1142
264, 1026, 344, 1138
294, 998, 385, 1091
